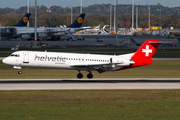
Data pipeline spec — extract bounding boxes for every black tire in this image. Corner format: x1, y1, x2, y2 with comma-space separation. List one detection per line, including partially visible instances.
87, 73, 93, 79
77, 73, 83, 79
18, 71, 22, 74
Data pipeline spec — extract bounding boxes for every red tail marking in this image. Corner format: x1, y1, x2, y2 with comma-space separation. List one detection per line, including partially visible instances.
117, 39, 162, 71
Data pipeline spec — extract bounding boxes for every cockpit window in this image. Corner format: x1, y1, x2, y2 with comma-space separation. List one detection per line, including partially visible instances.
10, 54, 20, 57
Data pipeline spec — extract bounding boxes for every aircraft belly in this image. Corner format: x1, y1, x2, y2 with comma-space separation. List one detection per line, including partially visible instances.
21, 60, 70, 69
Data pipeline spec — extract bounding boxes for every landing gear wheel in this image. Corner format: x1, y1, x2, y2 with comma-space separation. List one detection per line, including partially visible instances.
87, 73, 93, 79
77, 73, 83, 79
18, 71, 22, 74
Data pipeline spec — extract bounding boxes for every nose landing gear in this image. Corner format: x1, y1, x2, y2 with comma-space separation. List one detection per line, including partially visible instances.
18, 70, 22, 74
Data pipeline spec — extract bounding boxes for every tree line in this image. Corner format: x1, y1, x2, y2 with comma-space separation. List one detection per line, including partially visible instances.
0, 4, 180, 16
0, 4, 180, 29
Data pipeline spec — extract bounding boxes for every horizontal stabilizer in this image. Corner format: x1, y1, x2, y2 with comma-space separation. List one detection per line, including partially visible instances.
149, 41, 177, 44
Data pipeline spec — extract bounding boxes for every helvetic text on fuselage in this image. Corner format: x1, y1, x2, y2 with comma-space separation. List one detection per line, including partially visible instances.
34, 55, 66, 64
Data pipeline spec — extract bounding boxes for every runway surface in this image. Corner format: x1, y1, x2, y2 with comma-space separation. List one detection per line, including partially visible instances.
1, 78, 180, 90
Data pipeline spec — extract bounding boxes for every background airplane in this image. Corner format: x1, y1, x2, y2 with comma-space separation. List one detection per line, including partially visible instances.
0, 13, 31, 40
0, 13, 31, 27
14, 13, 31, 27
15, 13, 87, 40
100, 25, 109, 35
2, 39, 169, 79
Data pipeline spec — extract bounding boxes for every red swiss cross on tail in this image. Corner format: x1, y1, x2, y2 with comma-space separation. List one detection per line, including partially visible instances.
142, 45, 152, 57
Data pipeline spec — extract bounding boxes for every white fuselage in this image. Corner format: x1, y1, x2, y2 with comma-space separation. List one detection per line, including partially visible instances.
15, 27, 83, 36
3, 51, 134, 72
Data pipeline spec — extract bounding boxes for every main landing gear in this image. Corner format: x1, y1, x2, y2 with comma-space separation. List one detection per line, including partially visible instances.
77, 71, 83, 79
77, 71, 93, 79
87, 73, 93, 79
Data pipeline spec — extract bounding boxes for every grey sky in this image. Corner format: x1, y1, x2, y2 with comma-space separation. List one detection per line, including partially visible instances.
0, 0, 179, 9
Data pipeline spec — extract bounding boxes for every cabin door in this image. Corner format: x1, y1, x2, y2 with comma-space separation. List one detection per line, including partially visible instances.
23, 52, 29, 63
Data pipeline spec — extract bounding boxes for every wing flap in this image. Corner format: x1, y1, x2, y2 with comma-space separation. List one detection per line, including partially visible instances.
70, 63, 110, 67
70, 63, 112, 73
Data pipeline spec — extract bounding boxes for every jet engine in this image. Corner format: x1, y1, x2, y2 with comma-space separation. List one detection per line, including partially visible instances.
110, 58, 134, 66
38, 33, 46, 38
21, 34, 31, 39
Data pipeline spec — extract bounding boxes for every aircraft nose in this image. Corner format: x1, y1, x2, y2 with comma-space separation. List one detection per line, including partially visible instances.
2, 57, 9, 65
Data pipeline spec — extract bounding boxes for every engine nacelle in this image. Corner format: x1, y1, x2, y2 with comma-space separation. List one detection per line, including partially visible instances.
111, 58, 134, 66
21, 34, 31, 39
38, 33, 46, 38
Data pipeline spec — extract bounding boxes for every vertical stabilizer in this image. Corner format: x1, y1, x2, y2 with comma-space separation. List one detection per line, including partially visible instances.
130, 39, 162, 67
67, 13, 85, 28
117, 39, 163, 71
14, 13, 31, 27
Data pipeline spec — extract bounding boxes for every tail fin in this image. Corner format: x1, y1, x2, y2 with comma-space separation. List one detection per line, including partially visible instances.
14, 13, 31, 27
67, 13, 86, 28
130, 39, 162, 67
101, 25, 109, 34
117, 39, 176, 71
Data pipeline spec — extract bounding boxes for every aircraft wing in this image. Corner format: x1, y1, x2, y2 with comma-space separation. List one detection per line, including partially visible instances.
70, 63, 116, 73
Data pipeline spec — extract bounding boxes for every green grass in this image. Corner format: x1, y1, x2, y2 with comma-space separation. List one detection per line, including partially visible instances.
0, 60, 180, 78
0, 90, 180, 120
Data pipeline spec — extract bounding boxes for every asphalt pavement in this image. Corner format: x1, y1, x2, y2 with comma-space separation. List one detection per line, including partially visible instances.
1, 78, 180, 90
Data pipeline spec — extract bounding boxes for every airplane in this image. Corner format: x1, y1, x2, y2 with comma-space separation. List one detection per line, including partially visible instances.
15, 13, 87, 40
14, 13, 31, 27
0, 13, 31, 27
100, 25, 109, 35
2, 39, 171, 79
0, 13, 31, 39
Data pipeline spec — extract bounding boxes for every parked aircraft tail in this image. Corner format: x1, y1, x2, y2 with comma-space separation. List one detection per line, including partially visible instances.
102, 25, 109, 34
67, 13, 86, 28
14, 13, 31, 27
